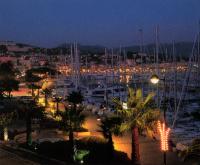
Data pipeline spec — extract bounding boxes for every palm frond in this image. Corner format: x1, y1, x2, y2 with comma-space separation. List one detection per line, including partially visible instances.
112, 87, 160, 137
143, 92, 155, 106
136, 89, 143, 101
120, 121, 133, 133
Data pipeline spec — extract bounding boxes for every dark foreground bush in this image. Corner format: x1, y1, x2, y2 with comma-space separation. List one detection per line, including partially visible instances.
20, 136, 131, 164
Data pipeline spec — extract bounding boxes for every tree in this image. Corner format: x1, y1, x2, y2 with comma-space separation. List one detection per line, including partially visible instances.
179, 138, 200, 161
53, 96, 62, 115
35, 84, 42, 98
67, 91, 84, 106
42, 88, 52, 107
99, 115, 122, 157
59, 104, 85, 161
0, 62, 19, 99
25, 67, 58, 98
22, 100, 45, 146
0, 61, 15, 76
25, 70, 42, 97
1, 78, 19, 98
113, 88, 160, 164
59, 91, 85, 161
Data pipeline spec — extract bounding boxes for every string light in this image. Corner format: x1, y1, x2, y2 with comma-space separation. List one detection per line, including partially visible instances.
157, 121, 170, 151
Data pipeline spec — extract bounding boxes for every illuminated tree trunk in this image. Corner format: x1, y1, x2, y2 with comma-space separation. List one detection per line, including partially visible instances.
131, 127, 140, 164
4, 127, 8, 141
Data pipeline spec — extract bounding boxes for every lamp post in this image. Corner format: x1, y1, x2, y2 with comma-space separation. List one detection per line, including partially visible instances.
150, 74, 169, 165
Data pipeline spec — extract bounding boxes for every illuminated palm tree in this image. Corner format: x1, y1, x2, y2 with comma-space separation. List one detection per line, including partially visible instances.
113, 88, 160, 164
42, 88, 52, 107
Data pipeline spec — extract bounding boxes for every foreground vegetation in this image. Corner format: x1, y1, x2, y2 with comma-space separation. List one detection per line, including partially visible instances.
20, 137, 131, 165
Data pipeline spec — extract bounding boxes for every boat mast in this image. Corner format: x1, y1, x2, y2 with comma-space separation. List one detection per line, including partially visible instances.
70, 44, 74, 85
172, 34, 198, 128
156, 25, 159, 75
198, 20, 200, 85
155, 25, 160, 105
74, 42, 80, 90
111, 48, 114, 98
104, 48, 108, 108
139, 28, 144, 94
118, 45, 122, 100
173, 40, 177, 120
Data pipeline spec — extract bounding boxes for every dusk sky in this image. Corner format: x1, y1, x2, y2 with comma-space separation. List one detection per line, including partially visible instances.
0, 0, 200, 47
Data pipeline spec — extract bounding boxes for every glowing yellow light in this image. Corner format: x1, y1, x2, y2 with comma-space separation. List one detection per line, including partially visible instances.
150, 74, 160, 84
4, 127, 8, 141
157, 121, 170, 151
38, 98, 45, 106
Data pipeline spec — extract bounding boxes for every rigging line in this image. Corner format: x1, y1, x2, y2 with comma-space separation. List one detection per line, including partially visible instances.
172, 34, 198, 128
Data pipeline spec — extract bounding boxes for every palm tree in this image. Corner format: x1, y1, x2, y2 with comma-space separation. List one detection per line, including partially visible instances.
113, 88, 160, 164
35, 84, 42, 99
59, 103, 86, 161
59, 91, 85, 161
42, 88, 52, 107
53, 96, 62, 115
179, 139, 200, 161
22, 100, 45, 146
99, 115, 122, 157
67, 91, 83, 108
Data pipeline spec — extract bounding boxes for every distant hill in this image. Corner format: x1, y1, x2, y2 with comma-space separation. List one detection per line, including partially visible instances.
0, 41, 195, 60
58, 43, 105, 55
57, 41, 195, 59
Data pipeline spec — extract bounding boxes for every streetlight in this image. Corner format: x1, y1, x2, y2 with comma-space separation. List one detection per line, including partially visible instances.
150, 74, 169, 165
150, 74, 166, 119
150, 74, 160, 84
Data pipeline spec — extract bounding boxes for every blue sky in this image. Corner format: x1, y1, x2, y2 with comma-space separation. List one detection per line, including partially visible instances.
0, 0, 199, 47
